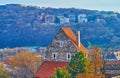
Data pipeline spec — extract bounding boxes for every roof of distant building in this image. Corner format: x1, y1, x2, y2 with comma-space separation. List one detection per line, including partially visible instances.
105, 60, 120, 70
114, 51, 120, 60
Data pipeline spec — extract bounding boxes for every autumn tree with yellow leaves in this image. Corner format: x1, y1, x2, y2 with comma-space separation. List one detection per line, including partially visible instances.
8, 51, 42, 78
0, 63, 10, 78
89, 46, 105, 78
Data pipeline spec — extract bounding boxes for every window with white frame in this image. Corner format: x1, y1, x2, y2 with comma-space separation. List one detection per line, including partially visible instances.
66, 53, 71, 60
52, 53, 57, 60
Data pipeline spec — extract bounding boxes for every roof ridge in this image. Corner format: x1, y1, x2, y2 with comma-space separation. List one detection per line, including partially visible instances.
61, 28, 88, 53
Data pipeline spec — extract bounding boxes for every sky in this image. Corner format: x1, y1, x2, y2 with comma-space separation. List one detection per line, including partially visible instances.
0, 0, 120, 12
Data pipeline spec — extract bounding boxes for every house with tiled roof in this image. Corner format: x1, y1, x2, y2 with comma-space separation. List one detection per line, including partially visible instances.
34, 28, 88, 78
105, 60, 120, 78
103, 51, 120, 78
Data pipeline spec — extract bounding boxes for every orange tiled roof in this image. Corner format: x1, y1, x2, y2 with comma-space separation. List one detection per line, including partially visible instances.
62, 28, 88, 53
34, 61, 69, 78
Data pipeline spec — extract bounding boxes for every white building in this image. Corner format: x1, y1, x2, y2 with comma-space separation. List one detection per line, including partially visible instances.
58, 16, 70, 24
45, 15, 55, 23
78, 14, 87, 23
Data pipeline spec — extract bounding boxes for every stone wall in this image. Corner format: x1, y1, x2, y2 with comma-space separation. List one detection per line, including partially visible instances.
45, 29, 77, 61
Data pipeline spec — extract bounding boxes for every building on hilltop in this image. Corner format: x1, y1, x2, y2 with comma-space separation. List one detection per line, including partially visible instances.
45, 15, 55, 23
35, 27, 88, 78
68, 15, 76, 22
58, 16, 70, 24
78, 14, 88, 23
38, 13, 55, 24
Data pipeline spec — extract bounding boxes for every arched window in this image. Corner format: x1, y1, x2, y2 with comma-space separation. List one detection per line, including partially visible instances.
66, 53, 71, 60
52, 53, 57, 60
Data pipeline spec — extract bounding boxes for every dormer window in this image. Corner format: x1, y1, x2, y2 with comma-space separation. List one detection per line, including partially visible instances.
66, 53, 71, 60
52, 53, 57, 60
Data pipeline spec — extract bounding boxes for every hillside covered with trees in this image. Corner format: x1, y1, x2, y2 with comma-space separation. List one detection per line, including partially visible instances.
0, 4, 120, 49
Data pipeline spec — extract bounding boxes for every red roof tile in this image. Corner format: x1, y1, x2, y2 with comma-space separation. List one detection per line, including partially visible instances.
62, 28, 88, 53
34, 61, 69, 78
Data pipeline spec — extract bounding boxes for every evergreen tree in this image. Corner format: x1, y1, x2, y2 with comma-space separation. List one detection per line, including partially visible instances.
68, 51, 87, 78
51, 68, 71, 78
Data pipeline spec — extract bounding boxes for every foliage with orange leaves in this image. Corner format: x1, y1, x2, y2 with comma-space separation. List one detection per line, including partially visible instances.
8, 51, 42, 78
86, 46, 105, 78
91, 46, 103, 74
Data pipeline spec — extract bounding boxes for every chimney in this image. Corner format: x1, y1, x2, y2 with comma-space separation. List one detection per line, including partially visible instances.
77, 31, 81, 47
